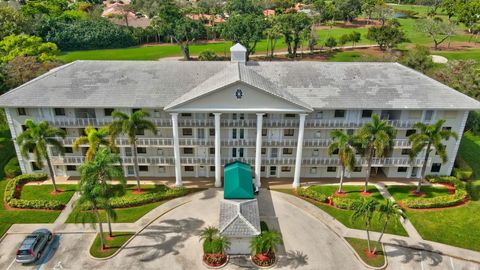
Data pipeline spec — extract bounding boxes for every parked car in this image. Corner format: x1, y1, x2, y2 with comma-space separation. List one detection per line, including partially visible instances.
16, 229, 53, 264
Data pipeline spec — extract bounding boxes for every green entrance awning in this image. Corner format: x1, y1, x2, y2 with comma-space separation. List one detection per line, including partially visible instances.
224, 161, 254, 199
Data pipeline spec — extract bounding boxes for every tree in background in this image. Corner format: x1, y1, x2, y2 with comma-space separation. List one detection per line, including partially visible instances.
312, 0, 335, 23
276, 11, 312, 58
333, 0, 362, 22
434, 60, 480, 100
361, 0, 384, 23
16, 120, 66, 193
325, 36, 337, 50
0, 34, 59, 63
0, 5, 29, 39
401, 45, 433, 73
350, 31, 361, 46
221, 14, 267, 60
225, 0, 263, 15
417, 17, 456, 50
264, 18, 282, 59
339, 34, 351, 46
408, 120, 458, 193
2, 56, 59, 92
366, 20, 406, 51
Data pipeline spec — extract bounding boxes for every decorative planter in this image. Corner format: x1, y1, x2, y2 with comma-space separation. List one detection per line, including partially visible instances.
250, 252, 277, 269
202, 253, 229, 269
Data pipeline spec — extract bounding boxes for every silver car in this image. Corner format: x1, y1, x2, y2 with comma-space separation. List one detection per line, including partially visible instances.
16, 229, 53, 264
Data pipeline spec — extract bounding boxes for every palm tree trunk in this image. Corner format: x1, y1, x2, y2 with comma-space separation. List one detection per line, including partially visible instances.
417, 143, 431, 194
93, 204, 105, 250
132, 140, 141, 191
45, 154, 58, 192
366, 226, 372, 253
364, 148, 373, 193
373, 216, 389, 254
338, 166, 345, 193
99, 173, 113, 237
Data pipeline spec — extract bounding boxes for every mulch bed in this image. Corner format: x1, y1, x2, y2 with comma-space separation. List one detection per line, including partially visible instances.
49, 189, 65, 196
409, 190, 425, 197
397, 197, 470, 212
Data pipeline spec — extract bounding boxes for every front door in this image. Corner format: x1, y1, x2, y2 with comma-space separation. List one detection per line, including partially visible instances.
198, 166, 207, 177
270, 166, 277, 177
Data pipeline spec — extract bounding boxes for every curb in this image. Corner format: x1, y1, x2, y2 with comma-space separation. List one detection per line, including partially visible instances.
88, 199, 192, 261
344, 240, 388, 270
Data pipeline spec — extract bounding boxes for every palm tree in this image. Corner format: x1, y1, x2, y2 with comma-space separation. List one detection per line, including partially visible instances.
408, 120, 458, 193
109, 110, 157, 192
16, 119, 66, 192
328, 130, 357, 194
73, 126, 113, 161
80, 147, 125, 237
250, 230, 283, 255
357, 114, 397, 193
213, 235, 231, 254
351, 198, 378, 254
373, 200, 404, 254
76, 162, 116, 251
200, 226, 219, 243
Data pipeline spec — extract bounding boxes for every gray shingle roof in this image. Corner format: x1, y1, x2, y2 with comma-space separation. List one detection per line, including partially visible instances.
0, 60, 479, 110
219, 199, 261, 237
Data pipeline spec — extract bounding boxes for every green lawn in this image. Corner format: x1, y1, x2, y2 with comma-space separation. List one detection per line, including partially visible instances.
277, 186, 408, 236
435, 49, 480, 62
90, 232, 134, 258
0, 128, 15, 179
308, 185, 385, 200
392, 132, 480, 251
387, 185, 451, 201
345, 237, 385, 268
21, 184, 77, 204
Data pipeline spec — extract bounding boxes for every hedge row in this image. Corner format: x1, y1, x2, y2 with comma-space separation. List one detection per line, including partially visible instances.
4, 173, 64, 210
403, 176, 468, 209
296, 188, 328, 203
332, 197, 362, 210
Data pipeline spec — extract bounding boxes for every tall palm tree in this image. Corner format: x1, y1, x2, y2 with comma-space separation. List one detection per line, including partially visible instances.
16, 119, 66, 192
351, 198, 378, 254
328, 130, 357, 194
357, 114, 397, 193
73, 126, 113, 161
80, 147, 125, 237
373, 200, 404, 254
109, 110, 157, 192
408, 120, 458, 193
77, 161, 116, 250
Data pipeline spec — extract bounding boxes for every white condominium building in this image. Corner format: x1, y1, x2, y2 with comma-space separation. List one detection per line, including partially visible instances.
1, 44, 479, 187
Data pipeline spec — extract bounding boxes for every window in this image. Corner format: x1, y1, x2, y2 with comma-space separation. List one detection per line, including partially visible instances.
424, 110, 434, 121
347, 129, 354, 135
209, 113, 214, 118
397, 167, 408, 172
210, 166, 215, 172
327, 166, 337, 172
137, 147, 147, 154
332, 149, 339, 155
285, 114, 296, 118
232, 129, 237, 139
132, 108, 141, 113
406, 129, 416, 137
139, 166, 149, 172
315, 131, 321, 138
184, 166, 194, 172
209, 148, 215, 155
261, 166, 265, 172
431, 163, 441, 173
31, 162, 41, 170
209, 128, 215, 136
239, 113, 245, 120
442, 126, 452, 131
362, 110, 372, 118
65, 147, 73, 154
283, 148, 293, 155
310, 167, 317, 174
262, 129, 267, 136
315, 111, 323, 119
181, 113, 192, 117
261, 148, 266, 155
284, 129, 294, 136
54, 108, 65, 116
21, 125, 27, 132
183, 128, 193, 136
66, 165, 77, 171
239, 129, 244, 139
104, 108, 114, 116
312, 149, 319, 156
135, 129, 145, 136
158, 166, 166, 173
401, 149, 410, 155
334, 110, 345, 118
17, 108, 27, 116
281, 166, 291, 172
183, 148, 194, 155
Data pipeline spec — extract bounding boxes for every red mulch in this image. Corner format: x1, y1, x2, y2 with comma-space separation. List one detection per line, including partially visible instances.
365, 249, 378, 258
105, 235, 116, 241
335, 191, 347, 197
98, 245, 111, 253
409, 190, 425, 197
360, 191, 372, 197
440, 184, 456, 194
132, 189, 145, 195
49, 189, 64, 196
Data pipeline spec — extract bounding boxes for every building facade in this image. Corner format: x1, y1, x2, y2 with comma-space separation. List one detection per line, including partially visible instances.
1, 44, 478, 187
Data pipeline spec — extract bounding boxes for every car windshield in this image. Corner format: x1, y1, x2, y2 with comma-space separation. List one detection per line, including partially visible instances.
17, 249, 30, 255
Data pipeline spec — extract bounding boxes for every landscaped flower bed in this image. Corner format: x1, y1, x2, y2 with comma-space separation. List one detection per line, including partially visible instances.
203, 253, 228, 267
251, 251, 276, 267
296, 187, 328, 202
402, 176, 469, 209
3, 173, 65, 210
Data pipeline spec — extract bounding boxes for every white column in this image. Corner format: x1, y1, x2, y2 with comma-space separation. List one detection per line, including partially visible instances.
255, 113, 264, 187
214, 113, 222, 187
5, 108, 27, 174
446, 110, 469, 175
293, 114, 307, 188
171, 113, 182, 187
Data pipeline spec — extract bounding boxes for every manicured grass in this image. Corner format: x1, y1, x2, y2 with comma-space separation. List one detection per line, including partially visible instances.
392, 132, 480, 251
276, 186, 408, 236
21, 184, 77, 204
308, 185, 385, 200
89, 232, 134, 258
345, 237, 385, 268
435, 49, 480, 63
0, 223, 11, 238
387, 185, 451, 201
327, 51, 365, 62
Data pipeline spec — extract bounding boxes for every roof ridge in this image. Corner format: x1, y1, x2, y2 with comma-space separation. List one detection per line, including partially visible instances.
238, 205, 260, 234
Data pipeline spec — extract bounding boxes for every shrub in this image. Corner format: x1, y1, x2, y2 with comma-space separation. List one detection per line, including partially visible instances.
453, 157, 473, 180
333, 197, 362, 210
3, 173, 63, 210
198, 50, 218, 61
296, 188, 328, 202
4, 157, 21, 178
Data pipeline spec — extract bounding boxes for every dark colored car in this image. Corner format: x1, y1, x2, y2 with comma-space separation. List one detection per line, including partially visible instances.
15, 229, 53, 264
